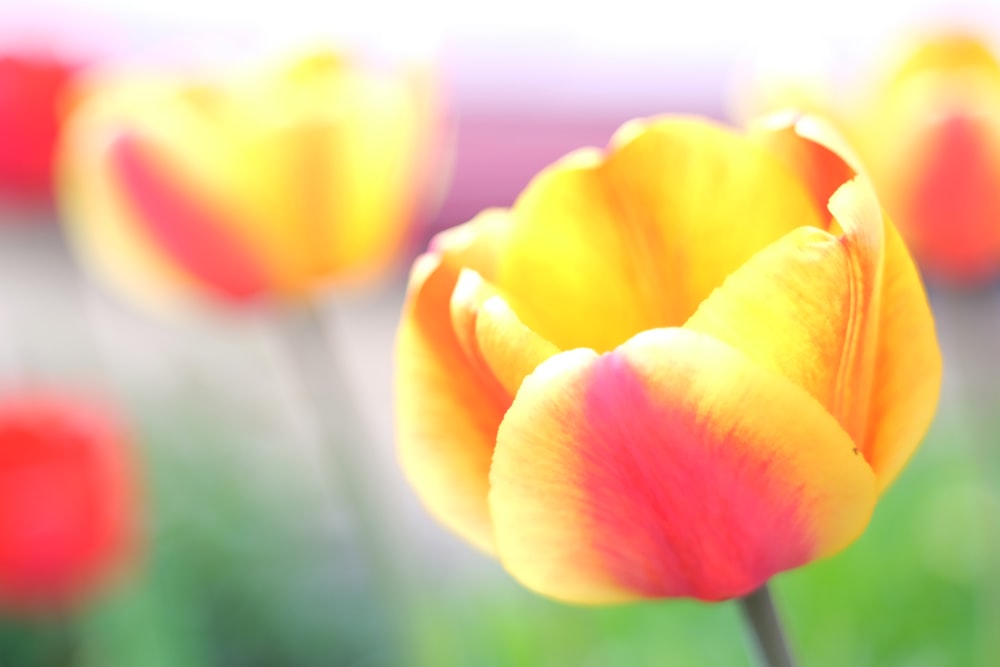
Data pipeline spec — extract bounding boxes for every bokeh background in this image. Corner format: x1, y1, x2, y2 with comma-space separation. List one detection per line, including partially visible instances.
1, 0, 1000, 665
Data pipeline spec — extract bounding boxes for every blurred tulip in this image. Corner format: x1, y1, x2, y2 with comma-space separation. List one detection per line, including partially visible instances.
396, 114, 941, 603
59, 50, 442, 308
855, 34, 1000, 286
0, 51, 78, 203
743, 33, 1000, 286
0, 393, 136, 613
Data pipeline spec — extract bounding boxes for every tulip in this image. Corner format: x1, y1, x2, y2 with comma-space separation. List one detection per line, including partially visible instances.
0, 51, 78, 203
0, 393, 136, 612
396, 114, 941, 603
745, 34, 1000, 286
59, 50, 440, 308
852, 34, 1000, 286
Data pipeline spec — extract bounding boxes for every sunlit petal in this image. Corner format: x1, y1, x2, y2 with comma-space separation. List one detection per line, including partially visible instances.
498, 118, 823, 352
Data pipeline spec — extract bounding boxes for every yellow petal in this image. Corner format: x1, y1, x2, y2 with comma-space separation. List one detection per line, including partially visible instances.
497, 117, 824, 353
259, 60, 435, 283
451, 269, 559, 397
862, 219, 942, 490
208, 60, 435, 290
684, 226, 854, 430
396, 254, 505, 554
61, 80, 303, 295
750, 111, 865, 219
749, 115, 942, 487
890, 33, 1000, 81
685, 176, 885, 446
396, 211, 547, 553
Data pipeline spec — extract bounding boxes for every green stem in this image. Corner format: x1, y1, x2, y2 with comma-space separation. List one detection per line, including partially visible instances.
739, 584, 797, 667
270, 299, 406, 658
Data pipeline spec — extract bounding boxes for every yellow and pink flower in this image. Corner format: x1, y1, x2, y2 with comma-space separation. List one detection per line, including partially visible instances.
854, 34, 1000, 286
395, 114, 941, 603
59, 50, 441, 309
742, 33, 1000, 286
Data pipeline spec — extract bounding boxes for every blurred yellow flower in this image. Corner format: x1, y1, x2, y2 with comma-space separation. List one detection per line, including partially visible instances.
856, 34, 1000, 286
59, 50, 443, 307
741, 33, 1000, 286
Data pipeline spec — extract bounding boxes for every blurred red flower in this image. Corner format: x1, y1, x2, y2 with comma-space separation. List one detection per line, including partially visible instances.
0, 52, 78, 203
0, 393, 137, 613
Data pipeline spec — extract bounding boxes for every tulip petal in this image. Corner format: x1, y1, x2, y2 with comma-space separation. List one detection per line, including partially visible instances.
450, 269, 559, 397
498, 118, 824, 353
863, 220, 941, 489
108, 132, 271, 301
334, 73, 429, 276
429, 208, 508, 282
152, 85, 323, 295
750, 112, 862, 218
398, 211, 551, 553
899, 113, 1000, 282
684, 226, 851, 421
211, 116, 335, 293
684, 177, 883, 446
855, 34, 1000, 283
893, 34, 1000, 80
490, 328, 876, 603
397, 255, 503, 553
59, 124, 206, 309
745, 116, 941, 487
269, 65, 430, 282
64, 83, 313, 299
